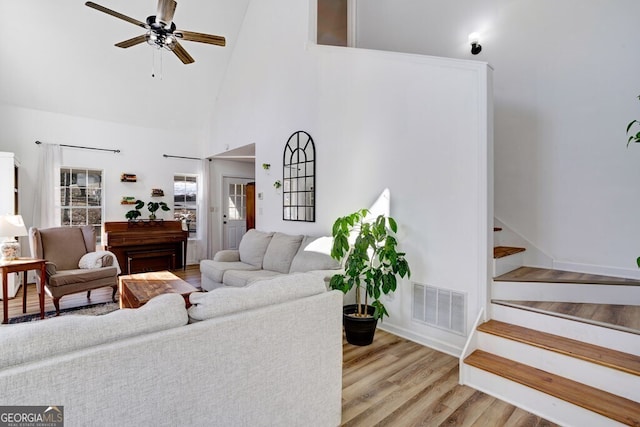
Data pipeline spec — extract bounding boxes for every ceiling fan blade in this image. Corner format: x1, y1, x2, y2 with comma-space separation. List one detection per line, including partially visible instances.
175, 30, 226, 47
85, 2, 147, 29
171, 42, 195, 64
115, 35, 147, 49
156, 0, 177, 26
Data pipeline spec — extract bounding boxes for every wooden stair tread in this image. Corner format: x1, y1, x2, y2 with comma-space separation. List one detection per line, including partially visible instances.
478, 320, 640, 376
493, 246, 526, 259
465, 350, 640, 426
494, 266, 640, 286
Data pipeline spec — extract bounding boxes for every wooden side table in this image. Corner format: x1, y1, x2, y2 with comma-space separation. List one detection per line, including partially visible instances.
0, 258, 46, 324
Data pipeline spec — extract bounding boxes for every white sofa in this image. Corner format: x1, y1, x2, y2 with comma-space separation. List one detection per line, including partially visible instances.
201, 229, 342, 291
0, 273, 343, 427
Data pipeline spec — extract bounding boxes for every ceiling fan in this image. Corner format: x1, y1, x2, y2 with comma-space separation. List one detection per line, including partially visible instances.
85, 0, 225, 64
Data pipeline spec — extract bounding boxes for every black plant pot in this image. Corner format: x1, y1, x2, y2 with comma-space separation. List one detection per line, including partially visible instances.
343, 304, 378, 346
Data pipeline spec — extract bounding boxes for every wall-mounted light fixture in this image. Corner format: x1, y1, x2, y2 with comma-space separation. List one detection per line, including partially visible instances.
468, 32, 482, 55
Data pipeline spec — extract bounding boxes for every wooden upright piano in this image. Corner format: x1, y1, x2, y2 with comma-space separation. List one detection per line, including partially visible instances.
104, 221, 188, 275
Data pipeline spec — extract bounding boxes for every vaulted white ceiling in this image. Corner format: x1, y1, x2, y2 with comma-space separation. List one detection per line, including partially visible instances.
0, 0, 250, 132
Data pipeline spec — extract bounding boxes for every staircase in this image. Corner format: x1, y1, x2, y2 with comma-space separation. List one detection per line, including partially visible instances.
460, 226, 640, 426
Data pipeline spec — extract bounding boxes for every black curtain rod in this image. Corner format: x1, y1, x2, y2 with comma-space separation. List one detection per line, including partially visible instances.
163, 154, 205, 161
35, 140, 120, 154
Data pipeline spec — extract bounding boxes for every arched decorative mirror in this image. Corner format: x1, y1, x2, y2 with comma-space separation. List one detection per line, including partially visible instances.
283, 131, 315, 222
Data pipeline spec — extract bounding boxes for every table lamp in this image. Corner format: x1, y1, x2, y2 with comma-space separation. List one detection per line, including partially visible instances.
0, 215, 28, 262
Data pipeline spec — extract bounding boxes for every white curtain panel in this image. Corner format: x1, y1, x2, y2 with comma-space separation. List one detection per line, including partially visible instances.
32, 143, 60, 229
198, 158, 211, 260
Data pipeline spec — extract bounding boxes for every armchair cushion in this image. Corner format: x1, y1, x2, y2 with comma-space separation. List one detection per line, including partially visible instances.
48, 267, 118, 288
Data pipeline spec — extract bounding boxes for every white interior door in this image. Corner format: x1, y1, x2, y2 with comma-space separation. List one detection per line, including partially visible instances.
222, 177, 253, 250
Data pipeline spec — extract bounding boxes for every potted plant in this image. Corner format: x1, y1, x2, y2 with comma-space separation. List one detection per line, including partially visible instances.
330, 208, 411, 346
125, 200, 144, 220
147, 201, 170, 220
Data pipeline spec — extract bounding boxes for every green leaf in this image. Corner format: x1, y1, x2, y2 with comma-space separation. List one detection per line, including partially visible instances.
627, 120, 638, 133
637, 257, 640, 269
388, 217, 398, 233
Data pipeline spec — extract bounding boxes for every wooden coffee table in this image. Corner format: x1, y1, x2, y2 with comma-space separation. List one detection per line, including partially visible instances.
118, 270, 198, 309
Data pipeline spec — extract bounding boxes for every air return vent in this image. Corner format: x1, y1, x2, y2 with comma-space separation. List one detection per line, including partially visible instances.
413, 283, 466, 335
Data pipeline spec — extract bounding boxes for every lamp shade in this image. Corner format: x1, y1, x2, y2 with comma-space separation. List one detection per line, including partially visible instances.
0, 215, 28, 239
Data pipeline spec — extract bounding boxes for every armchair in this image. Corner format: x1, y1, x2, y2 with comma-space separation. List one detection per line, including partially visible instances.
29, 225, 118, 315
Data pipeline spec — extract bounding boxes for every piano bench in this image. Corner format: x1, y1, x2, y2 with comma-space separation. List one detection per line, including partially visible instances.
126, 249, 176, 274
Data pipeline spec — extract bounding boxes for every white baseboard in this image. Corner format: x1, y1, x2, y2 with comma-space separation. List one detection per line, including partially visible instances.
553, 260, 640, 280
377, 323, 463, 358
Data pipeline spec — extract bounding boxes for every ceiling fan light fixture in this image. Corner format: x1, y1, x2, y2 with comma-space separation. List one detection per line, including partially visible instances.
86, 0, 225, 64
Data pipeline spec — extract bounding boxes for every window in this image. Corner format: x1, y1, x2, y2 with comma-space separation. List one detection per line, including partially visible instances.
59, 168, 103, 243
174, 174, 197, 238
227, 183, 246, 220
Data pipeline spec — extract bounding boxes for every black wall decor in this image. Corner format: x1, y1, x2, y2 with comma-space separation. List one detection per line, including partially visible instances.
283, 131, 315, 222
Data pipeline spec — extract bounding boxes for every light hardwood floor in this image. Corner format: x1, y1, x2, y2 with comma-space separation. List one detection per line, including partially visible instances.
5, 266, 556, 426
342, 330, 557, 426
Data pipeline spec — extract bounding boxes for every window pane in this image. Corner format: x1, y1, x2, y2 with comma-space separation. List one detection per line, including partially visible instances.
61, 209, 71, 225
60, 169, 71, 186
88, 188, 101, 207
71, 208, 87, 225
88, 208, 102, 225
74, 170, 86, 186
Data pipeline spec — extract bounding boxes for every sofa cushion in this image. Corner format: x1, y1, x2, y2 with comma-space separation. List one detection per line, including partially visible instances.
48, 266, 118, 288
187, 273, 326, 322
238, 229, 274, 268
289, 236, 341, 273
222, 269, 282, 287
262, 232, 304, 274
200, 260, 260, 284
0, 293, 188, 369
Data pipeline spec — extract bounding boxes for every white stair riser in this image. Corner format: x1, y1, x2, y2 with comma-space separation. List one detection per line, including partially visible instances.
477, 333, 639, 401
461, 364, 628, 427
490, 303, 640, 355
492, 281, 638, 305
493, 232, 501, 247
493, 252, 523, 277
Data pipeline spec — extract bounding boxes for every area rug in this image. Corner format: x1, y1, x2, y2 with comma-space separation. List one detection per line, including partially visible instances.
7, 302, 119, 324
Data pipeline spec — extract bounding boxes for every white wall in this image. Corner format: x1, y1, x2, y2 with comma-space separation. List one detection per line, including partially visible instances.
355, 0, 640, 277
0, 104, 205, 263
206, 0, 492, 355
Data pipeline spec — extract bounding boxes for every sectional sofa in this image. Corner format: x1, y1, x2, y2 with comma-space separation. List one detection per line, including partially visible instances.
200, 229, 342, 291
0, 273, 343, 426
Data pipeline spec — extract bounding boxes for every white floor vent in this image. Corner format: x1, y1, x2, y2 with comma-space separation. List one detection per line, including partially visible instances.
413, 283, 466, 335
